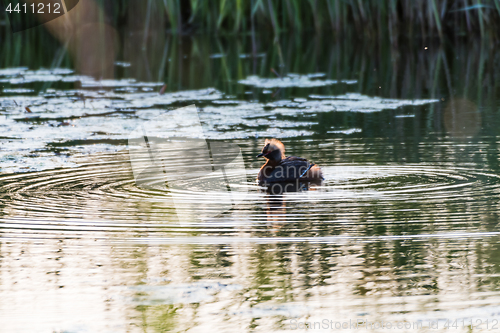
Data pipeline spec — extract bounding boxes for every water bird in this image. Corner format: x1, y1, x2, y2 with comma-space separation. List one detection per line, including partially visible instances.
257, 139, 323, 186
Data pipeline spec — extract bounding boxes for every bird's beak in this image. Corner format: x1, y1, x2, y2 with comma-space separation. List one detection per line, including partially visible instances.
257, 153, 265, 158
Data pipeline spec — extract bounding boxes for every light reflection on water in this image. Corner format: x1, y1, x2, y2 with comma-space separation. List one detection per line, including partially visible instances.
1, 33, 500, 332
1, 148, 500, 331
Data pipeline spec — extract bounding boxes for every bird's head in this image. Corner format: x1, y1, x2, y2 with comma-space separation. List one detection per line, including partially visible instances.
257, 138, 285, 161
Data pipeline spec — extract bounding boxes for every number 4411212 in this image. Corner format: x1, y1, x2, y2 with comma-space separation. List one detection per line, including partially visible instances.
5, 2, 62, 14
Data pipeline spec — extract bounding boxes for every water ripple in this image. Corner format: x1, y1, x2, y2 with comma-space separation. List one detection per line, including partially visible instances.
1, 152, 499, 242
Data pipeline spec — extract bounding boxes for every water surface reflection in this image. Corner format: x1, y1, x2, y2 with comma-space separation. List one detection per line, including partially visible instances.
1, 29, 500, 332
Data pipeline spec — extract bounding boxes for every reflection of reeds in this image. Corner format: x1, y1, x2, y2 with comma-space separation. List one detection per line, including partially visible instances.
2, 0, 500, 38
1, 31, 498, 104
122, 34, 499, 103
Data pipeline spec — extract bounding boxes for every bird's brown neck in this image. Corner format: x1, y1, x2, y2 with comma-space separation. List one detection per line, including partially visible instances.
263, 159, 281, 168
258, 159, 281, 182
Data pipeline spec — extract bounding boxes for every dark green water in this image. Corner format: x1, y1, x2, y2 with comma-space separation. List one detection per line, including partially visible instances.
1, 29, 500, 332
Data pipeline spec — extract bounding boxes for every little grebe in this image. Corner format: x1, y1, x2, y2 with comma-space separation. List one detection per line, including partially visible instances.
257, 139, 323, 185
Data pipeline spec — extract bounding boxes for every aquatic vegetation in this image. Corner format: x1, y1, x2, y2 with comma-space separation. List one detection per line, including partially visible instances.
2, 0, 500, 39
238, 74, 356, 88
0, 67, 439, 173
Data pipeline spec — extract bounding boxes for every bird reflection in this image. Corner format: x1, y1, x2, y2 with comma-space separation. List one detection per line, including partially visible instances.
264, 194, 286, 225
263, 181, 321, 226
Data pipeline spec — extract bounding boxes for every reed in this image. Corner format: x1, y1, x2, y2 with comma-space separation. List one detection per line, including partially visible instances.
130, 0, 500, 38
1, 0, 500, 39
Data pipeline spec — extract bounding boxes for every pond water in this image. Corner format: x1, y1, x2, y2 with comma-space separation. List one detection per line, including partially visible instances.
1, 31, 500, 332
